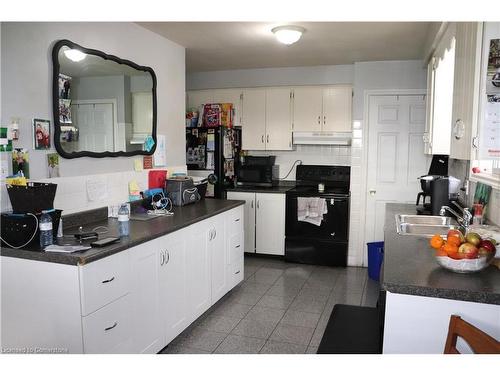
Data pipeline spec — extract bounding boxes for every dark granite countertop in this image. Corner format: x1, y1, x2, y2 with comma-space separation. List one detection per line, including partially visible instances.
382, 203, 500, 305
226, 183, 294, 194
0, 199, 244, 266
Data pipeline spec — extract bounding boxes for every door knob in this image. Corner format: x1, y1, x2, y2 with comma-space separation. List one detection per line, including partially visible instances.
369, 189, 376, 196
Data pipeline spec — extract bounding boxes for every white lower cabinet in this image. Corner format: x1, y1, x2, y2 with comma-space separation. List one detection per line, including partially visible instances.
0, 206, 244, 354
159, 229, 189, 346
130, 239, 164, 354
82, 293, 134, 354
226, 191, 285, 256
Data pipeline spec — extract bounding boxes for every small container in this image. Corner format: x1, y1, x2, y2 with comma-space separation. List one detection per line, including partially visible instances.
318, 183, 325, 193
118, 204, 130, 237
39, 210, 53, 248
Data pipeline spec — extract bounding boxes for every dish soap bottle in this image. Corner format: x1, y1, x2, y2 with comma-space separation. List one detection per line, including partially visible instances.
118, 204, 130, 237
39, 210, 53, 248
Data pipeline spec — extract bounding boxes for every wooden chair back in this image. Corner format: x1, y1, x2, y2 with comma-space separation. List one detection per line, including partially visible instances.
444, 315, 500, 354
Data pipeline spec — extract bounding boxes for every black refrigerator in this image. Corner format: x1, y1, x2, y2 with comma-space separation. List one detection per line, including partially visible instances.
186, 126, 241, 198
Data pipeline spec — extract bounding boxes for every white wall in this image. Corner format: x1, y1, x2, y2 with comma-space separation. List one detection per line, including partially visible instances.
349, 60, 427, 266
1, 22, 186, 213
187, 64, 354, 90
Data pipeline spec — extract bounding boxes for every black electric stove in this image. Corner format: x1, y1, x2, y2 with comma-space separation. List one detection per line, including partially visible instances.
285, 165, 350, 267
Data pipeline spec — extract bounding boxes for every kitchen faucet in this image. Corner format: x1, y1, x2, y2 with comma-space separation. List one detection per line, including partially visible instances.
440, 201, 472, 232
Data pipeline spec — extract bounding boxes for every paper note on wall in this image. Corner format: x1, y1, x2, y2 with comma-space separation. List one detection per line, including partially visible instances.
154, 134, 166, 167
86, 176, 108, 202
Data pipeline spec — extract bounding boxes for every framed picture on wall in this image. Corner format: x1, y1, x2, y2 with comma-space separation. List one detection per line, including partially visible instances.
33, 118, 51, 150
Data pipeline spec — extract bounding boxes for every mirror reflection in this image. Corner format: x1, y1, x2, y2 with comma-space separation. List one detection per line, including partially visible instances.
56, 44, 154, 155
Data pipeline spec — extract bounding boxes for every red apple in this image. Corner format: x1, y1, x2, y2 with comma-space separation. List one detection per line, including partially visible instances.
479, 240, 496, 253
458, 242, 479, 259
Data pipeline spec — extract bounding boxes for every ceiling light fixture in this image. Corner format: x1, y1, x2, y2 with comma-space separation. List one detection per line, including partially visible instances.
64, 49, 87, 62
272, 25, 305, 45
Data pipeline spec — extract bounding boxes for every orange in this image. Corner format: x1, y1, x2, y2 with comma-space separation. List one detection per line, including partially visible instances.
430, 234, 444, 250
435, 248, 447, 257
447, 236, 462, 247
443, 242, 459, 257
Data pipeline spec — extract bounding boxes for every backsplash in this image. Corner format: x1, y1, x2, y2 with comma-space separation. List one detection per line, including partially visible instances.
248, 145, 351, 180
0, 166, 186, 215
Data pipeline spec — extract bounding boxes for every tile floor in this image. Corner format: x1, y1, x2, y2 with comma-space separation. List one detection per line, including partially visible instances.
160, 256, 380, 354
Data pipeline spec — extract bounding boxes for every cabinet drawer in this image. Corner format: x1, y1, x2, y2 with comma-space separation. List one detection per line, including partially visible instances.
229, 257, 244, 288
226, 206, 244, 235
228, 232, 243, 265
79, 250, 131, 316
82, 293, 133, 353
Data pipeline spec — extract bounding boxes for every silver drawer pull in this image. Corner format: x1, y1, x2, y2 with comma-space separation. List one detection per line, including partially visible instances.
235, 245, 241, 248
104, 321, 118, 331
235, 218, 240, 222
102, 276, 115, 284
235, 270, 241, 274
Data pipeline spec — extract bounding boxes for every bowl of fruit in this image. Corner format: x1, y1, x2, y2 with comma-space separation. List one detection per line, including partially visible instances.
429, 229, 497, 273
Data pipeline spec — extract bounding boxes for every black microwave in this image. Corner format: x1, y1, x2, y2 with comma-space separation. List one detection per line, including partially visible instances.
236, 165, 280, 187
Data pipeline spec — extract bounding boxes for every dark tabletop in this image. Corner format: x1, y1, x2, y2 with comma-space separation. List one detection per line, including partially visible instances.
0, 199, 244, 266
382, 203, 500, 305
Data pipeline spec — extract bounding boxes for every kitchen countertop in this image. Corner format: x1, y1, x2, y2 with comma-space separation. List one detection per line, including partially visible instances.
382, 203, 500, 305
0, 199, 244, 266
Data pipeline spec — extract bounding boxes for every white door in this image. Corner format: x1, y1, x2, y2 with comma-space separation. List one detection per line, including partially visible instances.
266, 88, 293, 150
186, 221, 211, 321
72, 102, 114, 152
226, 191, 256, 253
364, 95, 429, 257
241, 89, 266, 150
187, 90, 213, 110
208, 215, 227, 304
322, 86, 352, 132
255, 193, 286, 255
160, 230, 189, 345
212, 89, 243, 127
292, 87, 323, 132
130, 241, 164, 354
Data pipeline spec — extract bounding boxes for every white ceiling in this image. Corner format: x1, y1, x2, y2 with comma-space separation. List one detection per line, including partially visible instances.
138, 22, 436, 73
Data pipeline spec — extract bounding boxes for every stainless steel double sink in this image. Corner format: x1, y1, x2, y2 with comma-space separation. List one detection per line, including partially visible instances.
395, 214, 460, 237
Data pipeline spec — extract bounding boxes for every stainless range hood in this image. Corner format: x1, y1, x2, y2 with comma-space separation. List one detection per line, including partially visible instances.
292, 131, 352, 146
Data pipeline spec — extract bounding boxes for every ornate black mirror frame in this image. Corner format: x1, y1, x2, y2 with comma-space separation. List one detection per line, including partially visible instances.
52, 39, 158, 159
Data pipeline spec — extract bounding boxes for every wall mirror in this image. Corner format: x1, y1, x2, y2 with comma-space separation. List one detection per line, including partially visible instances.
52, 39, 157, 158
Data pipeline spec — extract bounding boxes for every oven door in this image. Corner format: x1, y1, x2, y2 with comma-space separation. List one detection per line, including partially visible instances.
285, 194, 349, 241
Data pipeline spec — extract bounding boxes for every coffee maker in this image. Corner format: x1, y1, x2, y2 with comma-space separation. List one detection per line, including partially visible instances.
416, 155, 449, 215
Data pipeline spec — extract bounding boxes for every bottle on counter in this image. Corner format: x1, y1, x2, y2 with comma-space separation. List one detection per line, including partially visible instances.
118, 204, 130, 237
39, 210, 53, 248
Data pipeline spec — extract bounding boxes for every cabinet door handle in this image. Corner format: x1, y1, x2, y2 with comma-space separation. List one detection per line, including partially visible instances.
235, 270, 241, 275
257, 201, 260, 209
236, 245, 241, 248
214, 229, 217, 239
209, 230, 213, 241
317, 116, 321, 125
251, 200, 254, 209
104, 321, 118, 331
266, 135, 269, 143
324, 116, 326, 124
160, 251, 165, 266
101, 276, 115, 284
165, 250, 170, 264
235, 218, 240, 222
261, 135, 264, 143
330, 232, 336, 237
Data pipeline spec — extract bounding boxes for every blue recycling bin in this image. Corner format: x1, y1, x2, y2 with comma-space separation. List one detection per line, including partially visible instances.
367, 241, 384, 281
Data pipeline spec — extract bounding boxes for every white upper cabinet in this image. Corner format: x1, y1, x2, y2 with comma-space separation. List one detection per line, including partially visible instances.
212, 89, 243, 127
292, 86, 352, 133
241, 89, 267, 150
266, 87, 293, 150
322, 86, 353, 132
292, 87, 323, 131
450, 22, 482, 160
